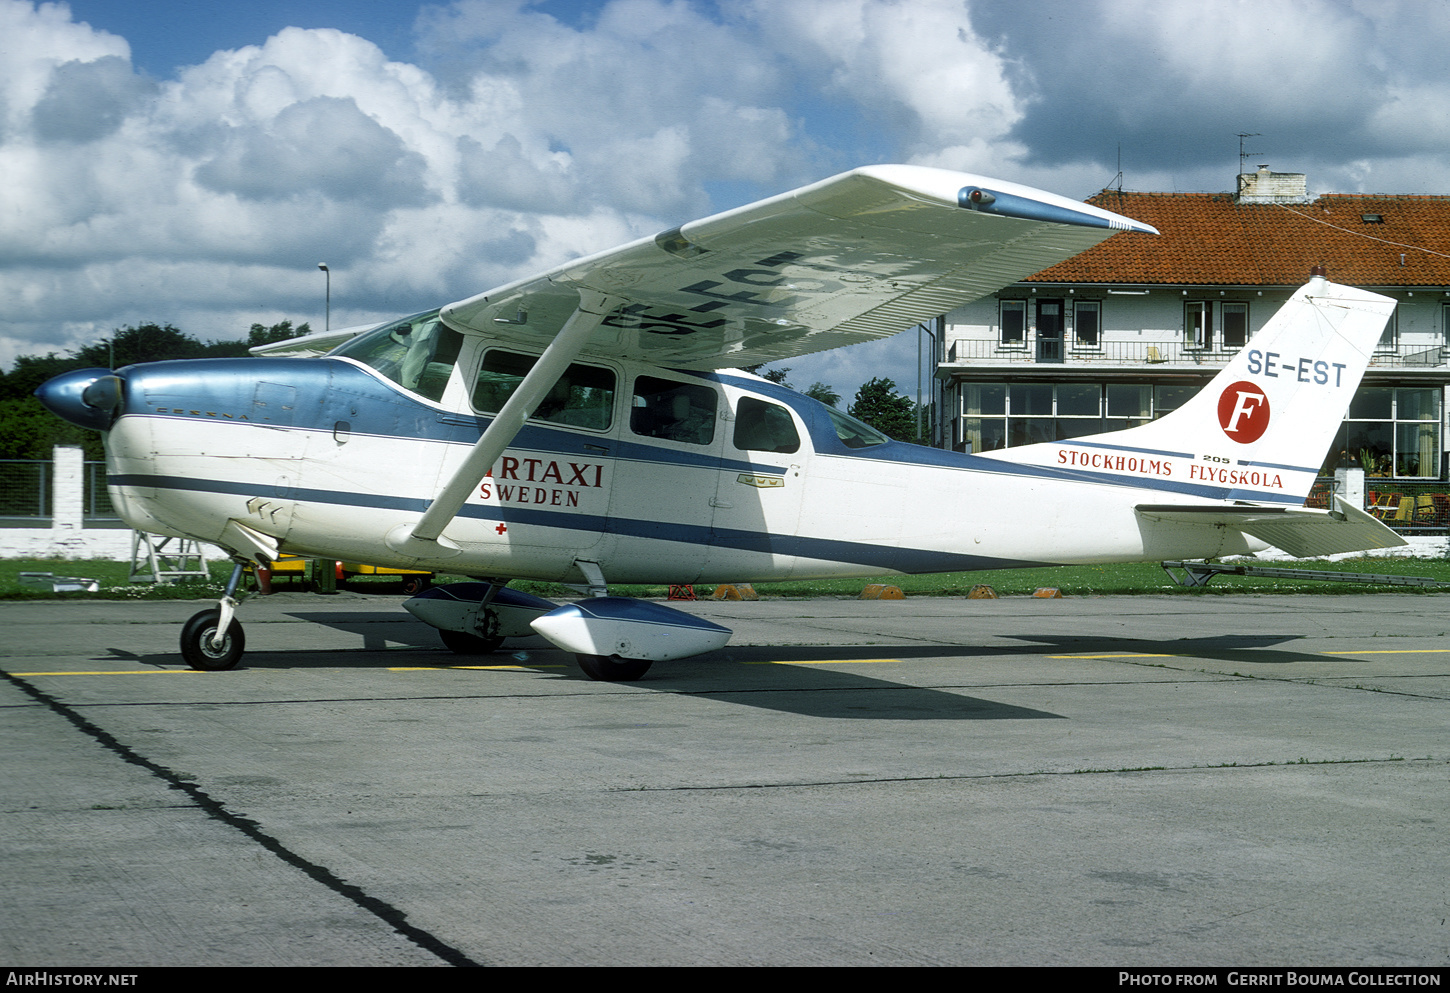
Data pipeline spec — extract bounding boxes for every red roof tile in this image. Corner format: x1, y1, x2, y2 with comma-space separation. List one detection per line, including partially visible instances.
1027, 190, 1450, 287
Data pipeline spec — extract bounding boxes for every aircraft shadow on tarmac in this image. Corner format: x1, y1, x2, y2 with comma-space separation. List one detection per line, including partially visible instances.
115, 613, 1355, 720
107, 611, 1064, 722
1004, 632, 1334, 666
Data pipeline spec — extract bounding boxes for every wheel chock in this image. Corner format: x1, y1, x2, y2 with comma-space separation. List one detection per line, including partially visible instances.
1033, 587, 1063, 598
668, 584, 697, 600
967, 585, 998, 599
710, 583, 758, 600
859, 584, 904, 599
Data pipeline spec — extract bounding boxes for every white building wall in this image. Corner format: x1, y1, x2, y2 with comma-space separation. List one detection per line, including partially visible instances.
944, 287, 1447, 359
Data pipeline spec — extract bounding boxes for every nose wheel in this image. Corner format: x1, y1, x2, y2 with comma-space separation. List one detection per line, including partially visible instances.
180, 607, 245, 670
575, 654, 653, 681
179, 561, 248, 670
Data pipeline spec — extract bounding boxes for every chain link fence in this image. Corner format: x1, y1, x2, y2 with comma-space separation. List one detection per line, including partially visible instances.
0, 459, 49, 520
0, 459, 118, 522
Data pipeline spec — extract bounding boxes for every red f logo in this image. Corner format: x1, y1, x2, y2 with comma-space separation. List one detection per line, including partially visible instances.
1218, 381, 1270, 443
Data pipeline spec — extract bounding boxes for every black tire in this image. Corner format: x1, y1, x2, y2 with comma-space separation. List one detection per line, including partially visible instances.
439, 629, 503, 655
576, 654, 653, 682
402, 575, 429, 595
180, 608, 245, 671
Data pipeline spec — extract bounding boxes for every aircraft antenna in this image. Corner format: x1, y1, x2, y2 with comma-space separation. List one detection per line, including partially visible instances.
318, 263, 331, 333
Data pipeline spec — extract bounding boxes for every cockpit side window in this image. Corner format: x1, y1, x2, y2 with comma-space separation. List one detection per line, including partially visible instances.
472, 349, 616, 431
733, 397, 800, 454
630, 376, 716, 445
330, 310, 463, 403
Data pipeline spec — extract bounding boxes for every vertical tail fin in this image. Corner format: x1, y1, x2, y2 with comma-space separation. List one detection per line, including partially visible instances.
987, 276, 1396, 504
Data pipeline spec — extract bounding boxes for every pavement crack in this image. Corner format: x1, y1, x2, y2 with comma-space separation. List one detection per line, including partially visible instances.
610, 755, 1432, 793
0, 668, 485, 968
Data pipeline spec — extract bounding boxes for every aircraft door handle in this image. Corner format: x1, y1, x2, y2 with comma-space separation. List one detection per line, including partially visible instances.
709, 497, 733, 509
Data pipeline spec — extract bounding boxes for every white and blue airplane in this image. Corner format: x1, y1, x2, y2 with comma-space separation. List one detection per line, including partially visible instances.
36, 165, 1404, 679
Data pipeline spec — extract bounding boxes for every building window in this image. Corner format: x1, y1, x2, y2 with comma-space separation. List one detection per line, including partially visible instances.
1153, 384, 1201, 419
1073, 300, 1101, 349
1185, 301, 1212, 349
999, 300, 1026, 347
960, 383, 1006, 453
1222, 302, 1248, 349
1323, 386, 1440, 478
957, 380, 1209, 452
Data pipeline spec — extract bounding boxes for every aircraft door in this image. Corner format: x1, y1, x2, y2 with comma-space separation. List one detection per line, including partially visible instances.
607, 373, 725, 582
707, 391, 806, 579
466, 347, 616, 563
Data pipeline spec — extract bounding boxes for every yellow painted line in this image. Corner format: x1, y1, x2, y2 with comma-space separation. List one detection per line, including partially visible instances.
451, 664, 566, 670
6, 670, 205, 676
1322, 649, 1450, 655
743, 659, 902, 665
1048, 653, 1177, 659
388, 664, 566, 671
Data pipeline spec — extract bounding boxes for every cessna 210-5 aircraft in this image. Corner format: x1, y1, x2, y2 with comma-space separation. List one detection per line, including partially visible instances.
37, 164, 1404, 679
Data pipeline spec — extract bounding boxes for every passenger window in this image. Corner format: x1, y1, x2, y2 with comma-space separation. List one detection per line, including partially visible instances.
472, 350, 615, 430
630, 376, 716, 445
331, 310, 463, 402
733, 397, 800, 454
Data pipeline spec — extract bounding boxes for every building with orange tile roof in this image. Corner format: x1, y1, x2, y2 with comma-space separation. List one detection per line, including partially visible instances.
936, 169, 1450, 496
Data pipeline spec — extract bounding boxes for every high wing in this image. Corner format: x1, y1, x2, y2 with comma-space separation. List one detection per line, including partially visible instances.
440, 164, 1157, 369
389, 165, 1156, 558
1136, 498, 1407, 558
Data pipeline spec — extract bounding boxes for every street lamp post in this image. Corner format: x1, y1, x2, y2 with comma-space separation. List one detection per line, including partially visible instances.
318, 263, 330, 333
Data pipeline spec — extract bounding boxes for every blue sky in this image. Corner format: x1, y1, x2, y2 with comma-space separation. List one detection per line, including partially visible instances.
62, 2, 414, 74
4, 0, 1448, 405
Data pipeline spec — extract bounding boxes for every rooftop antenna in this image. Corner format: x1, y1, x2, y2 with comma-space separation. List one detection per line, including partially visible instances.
1235, 133, 1264, 199
1236, 132, 1264, 176
1108, 143, 1125, 211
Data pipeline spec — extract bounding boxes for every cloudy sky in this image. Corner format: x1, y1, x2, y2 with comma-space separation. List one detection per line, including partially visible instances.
3, 0, 1447, 404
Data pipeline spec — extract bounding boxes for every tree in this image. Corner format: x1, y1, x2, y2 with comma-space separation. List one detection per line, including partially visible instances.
0, 320, 272, 460
742, 363, 792, 388
848, 377, 916, 441
73, 322, 211, 368
804, 382, 840, 408
249, 320, 313, 347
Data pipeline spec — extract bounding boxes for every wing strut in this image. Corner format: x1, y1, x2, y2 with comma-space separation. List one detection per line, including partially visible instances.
385, 287, 621, 559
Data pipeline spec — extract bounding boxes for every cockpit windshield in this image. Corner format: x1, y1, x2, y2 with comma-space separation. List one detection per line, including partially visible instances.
825, 406, 890, 448
330, 310, 464, 402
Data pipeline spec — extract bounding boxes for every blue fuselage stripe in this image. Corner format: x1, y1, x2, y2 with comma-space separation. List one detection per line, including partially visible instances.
107, 472, 1037, 572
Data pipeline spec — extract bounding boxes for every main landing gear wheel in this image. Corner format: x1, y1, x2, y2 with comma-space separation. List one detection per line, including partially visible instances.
576, 654, 653, 682
440, 630, 503, 655
180, 608, 245, 671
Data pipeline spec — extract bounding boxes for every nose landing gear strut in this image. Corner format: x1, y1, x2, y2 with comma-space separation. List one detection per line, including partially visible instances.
179, 562, 247, 671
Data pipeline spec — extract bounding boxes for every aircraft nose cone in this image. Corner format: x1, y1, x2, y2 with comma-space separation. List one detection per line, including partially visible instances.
35, 367, 125, 431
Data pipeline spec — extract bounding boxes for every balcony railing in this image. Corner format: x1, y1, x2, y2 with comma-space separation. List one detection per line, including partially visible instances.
946, 338, 1448, 368
1307, 477, 1450, 533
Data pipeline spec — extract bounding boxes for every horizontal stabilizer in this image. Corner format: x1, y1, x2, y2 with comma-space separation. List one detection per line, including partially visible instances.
1135, 497, 1407, 558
